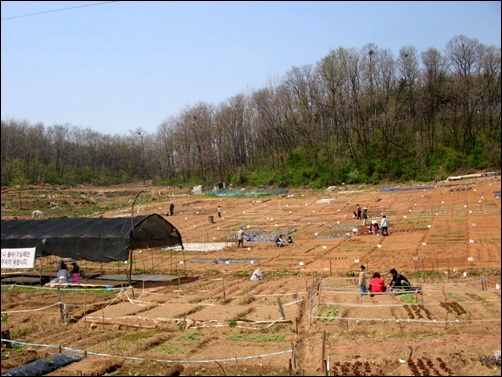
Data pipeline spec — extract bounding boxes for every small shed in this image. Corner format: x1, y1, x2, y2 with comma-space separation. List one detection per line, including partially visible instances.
1, 214, 184, 263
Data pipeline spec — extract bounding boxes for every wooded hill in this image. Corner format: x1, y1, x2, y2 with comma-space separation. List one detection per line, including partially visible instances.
1, 35, 500, 188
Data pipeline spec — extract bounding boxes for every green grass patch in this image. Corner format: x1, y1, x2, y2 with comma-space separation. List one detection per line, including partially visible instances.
122, 332, 156, 342
155, 344, 183, 355
254, 334, 285, 342
0, 285, 118, 297
465, 293, 494, 308
409, 271, 442, 281
445, 293, 466, 302
398, 294, 417, 303
177, 331, 203, 341
388, 333, 419, 339
266, 269, 302, 278
317, 304, 340, 322
1, 286, 40, 293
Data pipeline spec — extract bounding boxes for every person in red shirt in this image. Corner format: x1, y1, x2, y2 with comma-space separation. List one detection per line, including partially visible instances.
369, 272, 386, 297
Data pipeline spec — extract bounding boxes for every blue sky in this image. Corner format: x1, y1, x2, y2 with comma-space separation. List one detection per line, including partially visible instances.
1, 1, 501, 136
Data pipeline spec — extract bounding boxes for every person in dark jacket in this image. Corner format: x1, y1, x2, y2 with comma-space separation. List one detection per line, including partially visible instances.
387, 268, 411, 292
71, 262, 81, 283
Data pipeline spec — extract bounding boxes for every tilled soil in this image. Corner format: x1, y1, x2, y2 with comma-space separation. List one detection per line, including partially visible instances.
1, 177, 501, 376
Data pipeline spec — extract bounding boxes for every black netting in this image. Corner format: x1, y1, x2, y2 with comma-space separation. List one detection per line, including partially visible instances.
1, 353, 83, 376
1, 214, 183, 262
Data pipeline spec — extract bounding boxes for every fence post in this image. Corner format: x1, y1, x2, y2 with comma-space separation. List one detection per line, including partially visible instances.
277, 297, 286, 319
309, 288, 313, 326
321, 330, 326, 374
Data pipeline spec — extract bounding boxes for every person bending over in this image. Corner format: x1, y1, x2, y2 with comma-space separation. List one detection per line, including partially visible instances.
387, 268, 411, 292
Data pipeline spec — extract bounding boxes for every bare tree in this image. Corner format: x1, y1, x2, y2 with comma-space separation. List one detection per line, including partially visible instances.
421, 47, 449, 152
446, 35, 483, 153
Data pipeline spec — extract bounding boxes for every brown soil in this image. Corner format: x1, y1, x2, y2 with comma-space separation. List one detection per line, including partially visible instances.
1, 177, 501, 376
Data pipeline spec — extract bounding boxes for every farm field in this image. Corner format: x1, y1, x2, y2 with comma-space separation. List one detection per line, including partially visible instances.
1, 176, 501, 376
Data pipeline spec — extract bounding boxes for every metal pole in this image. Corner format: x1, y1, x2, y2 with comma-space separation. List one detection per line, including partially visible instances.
129, 191, 145, 286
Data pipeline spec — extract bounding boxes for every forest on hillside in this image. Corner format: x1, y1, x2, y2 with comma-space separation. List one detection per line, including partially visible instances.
1, 35, 500, 188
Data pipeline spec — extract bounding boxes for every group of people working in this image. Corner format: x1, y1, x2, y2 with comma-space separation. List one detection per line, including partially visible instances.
57, 261, 83, 283
236, 228, 294, 248
275, 235, 293, 247
368, 216, 389, 236
354, 205, 390, 236
358, 265, 414, 297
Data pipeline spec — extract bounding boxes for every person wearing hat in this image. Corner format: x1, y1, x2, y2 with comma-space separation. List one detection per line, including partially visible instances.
370, 220, 380, 235
250, 268, 263, 281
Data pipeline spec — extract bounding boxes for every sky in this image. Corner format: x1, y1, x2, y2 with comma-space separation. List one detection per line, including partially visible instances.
1, 1, 501, 136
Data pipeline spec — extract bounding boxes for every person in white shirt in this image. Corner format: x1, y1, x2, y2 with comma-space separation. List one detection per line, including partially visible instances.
380, 215, 389, 236
237, 228, 247, 248
57, 265, 71, 283
250, 268, 263, 281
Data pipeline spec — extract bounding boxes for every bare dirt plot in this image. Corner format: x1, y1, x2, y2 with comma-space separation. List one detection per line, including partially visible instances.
1, 177, 501, 376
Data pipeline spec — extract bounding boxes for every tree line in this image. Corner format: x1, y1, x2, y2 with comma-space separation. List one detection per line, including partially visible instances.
1, 35, 500, 188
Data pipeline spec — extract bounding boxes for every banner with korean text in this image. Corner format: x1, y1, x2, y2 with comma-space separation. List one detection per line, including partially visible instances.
1, 248, 37, 269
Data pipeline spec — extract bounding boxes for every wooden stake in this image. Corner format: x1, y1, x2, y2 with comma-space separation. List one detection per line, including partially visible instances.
182, 247, 187, 275
321, 330, 326, 373
277, 297, 286, 319
292, 341, 297, 368
84, 289, 87, 319
58, 286, 64, 322
223, 278, 226, 300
